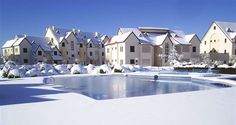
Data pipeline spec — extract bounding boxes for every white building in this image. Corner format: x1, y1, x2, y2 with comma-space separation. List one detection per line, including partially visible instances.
201, 21, 236, 64
2, 35, 56, 64
105, 27, 200, 66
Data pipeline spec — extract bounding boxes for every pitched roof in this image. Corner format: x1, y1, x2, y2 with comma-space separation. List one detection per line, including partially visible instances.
25, 36, 52, 52
119, 28, 142, 36
215, 21, 236, 40
48, 26, 104, 45
108, 32, 133, 44
2, 39, 17, 48
139, 34, 168, 45
170, 30, 191, 45
185, 34, 196, 42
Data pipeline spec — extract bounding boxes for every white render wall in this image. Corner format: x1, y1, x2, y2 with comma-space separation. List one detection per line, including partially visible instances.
190, 35, 201, 58
124, 33, 140, 65
201, 22, 233, 63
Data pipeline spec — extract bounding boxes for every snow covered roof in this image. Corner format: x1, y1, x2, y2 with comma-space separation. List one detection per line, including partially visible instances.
119, 28, 142, 36
170, 30, 191, 45
108, 32, 133, 44
26, 36, 52, 52
185, 34, 196, 42
48, 26, 104, 45
215, 21, 236, 40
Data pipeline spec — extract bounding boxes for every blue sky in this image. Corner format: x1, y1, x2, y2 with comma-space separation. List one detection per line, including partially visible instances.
0, 0, 236, 47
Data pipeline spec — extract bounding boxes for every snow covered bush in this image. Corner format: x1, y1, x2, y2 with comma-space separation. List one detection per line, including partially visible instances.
54, 65, 70, 74
39, 63, 54, 71
70, 65, 82, 74
90, 64, 111, 74
8, 69, 21, 78
2, 61, 17, 72
67, 64, 73, 70
25, 68, 41, 77
112, 65, 124, 73
87, 64, 95, 74
48, 69, 59, 75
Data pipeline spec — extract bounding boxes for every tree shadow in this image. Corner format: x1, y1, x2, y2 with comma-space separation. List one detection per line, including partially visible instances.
0, 83, 67, 106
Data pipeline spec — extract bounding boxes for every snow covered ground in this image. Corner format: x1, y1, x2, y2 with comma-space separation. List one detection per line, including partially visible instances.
0, 73, 236, 125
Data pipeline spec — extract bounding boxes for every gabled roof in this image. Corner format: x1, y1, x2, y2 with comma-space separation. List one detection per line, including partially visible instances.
185, 34, 196, 42
139, 34, 169, 45
169, 30, 191, 45
119, 28, 142, 36
215, 21, 236, 40
47, 26, 105, 45
107, 32, 133, 45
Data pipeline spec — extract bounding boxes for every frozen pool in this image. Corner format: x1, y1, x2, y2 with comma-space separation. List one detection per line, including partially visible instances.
48, 75, 231, 100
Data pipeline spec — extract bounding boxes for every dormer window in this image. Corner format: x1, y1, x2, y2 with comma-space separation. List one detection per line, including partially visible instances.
80, 43, 83, 48
62, 42, 65, 47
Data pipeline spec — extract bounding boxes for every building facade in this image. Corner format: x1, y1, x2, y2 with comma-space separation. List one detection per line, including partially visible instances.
201, 21, 236, 64
105, 27, 200, 66
45, 26, 108, 65
2, 35, 55, 65
2, 26, 108, 65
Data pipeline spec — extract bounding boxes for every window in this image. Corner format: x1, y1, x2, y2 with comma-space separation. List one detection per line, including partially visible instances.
54, 51, 57, 55
51, 38, 54, 42
115, 47, 117, 50
23, 48, 27, 53
101, 44, 104, 48
90, 52, 92, 56
90, 60, 93, 64
224, 50, 227, 54
89, 43, 92, 48
204, 41, 206, 45
210, 40, 212, 43
130, 59, 135, 64
120, 59, 123, 65
224, 61, 226, 64
225, 39, 227, 43
24, 59, 28, 63
204, 51, 206, 54
66, 51, 68, 55
107, 48, 109, 53
213, 26, 216, 30
120, 46, 123, 52
38, 51, 42, 56
102, 52, 104, 56
80, 43, 83, 48
130, 46, 135, 52
71, 54, 74, 57
78, 51, 80, 55
4, 49, 7, 54
62, 42, 65, 47
192, 46, 196, 52
71, 41, 74, 50
214, 40, 216, 42
15, 48, 18, 53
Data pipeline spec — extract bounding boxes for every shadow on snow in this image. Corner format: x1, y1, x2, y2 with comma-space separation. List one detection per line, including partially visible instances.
0, 83, 66, 106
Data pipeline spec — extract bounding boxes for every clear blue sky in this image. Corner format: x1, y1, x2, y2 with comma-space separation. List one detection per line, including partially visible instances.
0, 0, 236, 47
